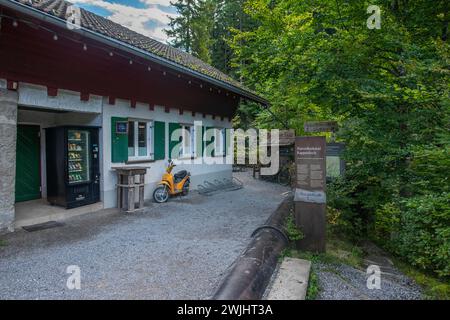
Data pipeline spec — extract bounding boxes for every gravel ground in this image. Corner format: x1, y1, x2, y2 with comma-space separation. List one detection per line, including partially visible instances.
315, 243, 423, 300
0, 170, 289, 300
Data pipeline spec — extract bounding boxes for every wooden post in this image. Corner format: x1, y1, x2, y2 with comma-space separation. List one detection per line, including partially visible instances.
127, 174, 135, 213
116, 172, 121, 209
139, 173, 145, 209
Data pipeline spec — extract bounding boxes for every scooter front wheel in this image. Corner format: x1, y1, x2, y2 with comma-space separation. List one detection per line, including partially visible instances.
153, 185, 169, 203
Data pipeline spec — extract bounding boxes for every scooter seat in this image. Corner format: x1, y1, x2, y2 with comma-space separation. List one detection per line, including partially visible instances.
174, 170, 188, 180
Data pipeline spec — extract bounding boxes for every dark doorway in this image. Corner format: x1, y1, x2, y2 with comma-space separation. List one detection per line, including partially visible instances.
15, 124, 41, 202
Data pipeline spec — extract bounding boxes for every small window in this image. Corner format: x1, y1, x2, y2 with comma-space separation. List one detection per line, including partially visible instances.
128, 120, 153, 160
179, 125, 196, 158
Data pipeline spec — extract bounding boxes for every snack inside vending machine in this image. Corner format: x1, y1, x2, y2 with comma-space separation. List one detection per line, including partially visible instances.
45, 126, 100, 209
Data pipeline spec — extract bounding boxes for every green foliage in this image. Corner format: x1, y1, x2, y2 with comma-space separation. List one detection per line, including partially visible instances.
398, 193, 450, 277
211, 0, 258, 76
394, 258, 450, 300
285, 213, 304, 242
165, 0, 216, 63
306, 268, 319, 300
229, 0, 449, 277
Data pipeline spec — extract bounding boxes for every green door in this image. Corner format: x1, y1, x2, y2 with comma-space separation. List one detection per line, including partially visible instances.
15, 125, 41, 202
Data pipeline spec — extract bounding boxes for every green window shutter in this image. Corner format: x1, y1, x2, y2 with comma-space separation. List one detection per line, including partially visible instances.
169, 123, 181, 159
111, 117, 128, 163
205, 127, 215, 157
154, 121, 166, 160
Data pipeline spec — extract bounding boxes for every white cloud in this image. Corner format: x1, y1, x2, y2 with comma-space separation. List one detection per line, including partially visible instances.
71, 0, 177, 42
140, 0, 174, 6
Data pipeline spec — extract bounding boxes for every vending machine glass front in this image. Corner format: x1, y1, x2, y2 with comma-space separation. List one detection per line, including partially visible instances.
67, 130, 91, 184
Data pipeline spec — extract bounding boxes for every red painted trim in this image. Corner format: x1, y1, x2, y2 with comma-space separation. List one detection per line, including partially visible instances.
7, 79, 18, 91
80, 92, 89, 101
47, 86, 57, 97
108, 96, 116, 105
149, 104, 154, 111
165, 106, 170, 113
130, 99, 136, 108
0, 16, 239, 117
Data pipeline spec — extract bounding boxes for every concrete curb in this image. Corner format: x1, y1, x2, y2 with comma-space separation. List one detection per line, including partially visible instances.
266, 258, 311, 300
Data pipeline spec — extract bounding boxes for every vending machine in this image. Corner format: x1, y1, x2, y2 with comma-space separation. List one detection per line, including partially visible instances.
45, 126, 100, 209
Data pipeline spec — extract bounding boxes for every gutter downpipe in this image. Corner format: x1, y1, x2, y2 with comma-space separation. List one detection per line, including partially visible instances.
0, 0, 268, 105
213, 196, 293, 300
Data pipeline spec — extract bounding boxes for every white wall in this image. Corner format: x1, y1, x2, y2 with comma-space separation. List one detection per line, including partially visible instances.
18, 83, 102, 113
11, 80, 233, 210
102, 98, 232, 208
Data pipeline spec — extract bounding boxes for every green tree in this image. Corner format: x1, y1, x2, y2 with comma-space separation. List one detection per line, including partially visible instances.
165, 0, 215, 63
210, 0, 258, 76
165, 0, 196, 53
230, 0, 449, 276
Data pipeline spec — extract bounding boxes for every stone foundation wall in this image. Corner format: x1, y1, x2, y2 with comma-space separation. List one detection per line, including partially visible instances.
0, 89, 18, 234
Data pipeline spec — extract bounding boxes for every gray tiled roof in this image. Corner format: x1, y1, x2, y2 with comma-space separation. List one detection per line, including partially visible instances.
10, 0, 262, 100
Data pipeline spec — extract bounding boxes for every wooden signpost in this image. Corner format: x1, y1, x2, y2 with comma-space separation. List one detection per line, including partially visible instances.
304, 121, 338, 133
294, 136, 327, 252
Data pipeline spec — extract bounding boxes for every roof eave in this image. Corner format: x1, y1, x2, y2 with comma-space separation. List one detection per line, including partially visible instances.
2, 0, 269, 105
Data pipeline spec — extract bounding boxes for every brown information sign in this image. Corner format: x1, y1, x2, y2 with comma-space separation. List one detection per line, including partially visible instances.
295, 136, 326, 192
294, 136, 327, 252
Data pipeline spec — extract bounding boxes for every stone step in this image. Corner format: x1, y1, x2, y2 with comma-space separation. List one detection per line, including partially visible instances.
267, 258, 311, 300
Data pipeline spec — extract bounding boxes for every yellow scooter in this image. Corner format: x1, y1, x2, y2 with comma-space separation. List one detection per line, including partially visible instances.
153, 160, 191, 203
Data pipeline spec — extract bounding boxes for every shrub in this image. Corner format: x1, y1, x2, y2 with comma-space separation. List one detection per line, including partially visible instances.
397, 193, 450, 277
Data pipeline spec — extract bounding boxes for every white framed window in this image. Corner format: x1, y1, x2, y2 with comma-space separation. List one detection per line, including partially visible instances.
128, 120, 154, 160
179, 124, 196, 158
215, 128, 226, 156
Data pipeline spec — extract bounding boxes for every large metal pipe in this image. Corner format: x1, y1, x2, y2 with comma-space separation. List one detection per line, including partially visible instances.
213, 196, 293, 300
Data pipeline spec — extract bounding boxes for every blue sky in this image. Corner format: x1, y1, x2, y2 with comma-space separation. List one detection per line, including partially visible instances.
71, 0, 177, 42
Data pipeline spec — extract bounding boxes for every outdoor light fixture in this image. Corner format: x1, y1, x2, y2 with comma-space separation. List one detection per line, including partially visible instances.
53, 34, 58, 41
163, 71, 166, 76
129, 60, 133, 65
109, 52, 114, 57
147, 66, 151, 71
12, 20, 18, 27
83, 43, 87, 51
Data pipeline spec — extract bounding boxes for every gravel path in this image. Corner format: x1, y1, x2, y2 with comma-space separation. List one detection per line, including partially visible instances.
0, 171, 289, 300
315, 243, 423, 300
